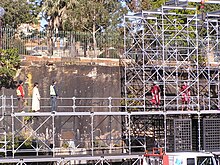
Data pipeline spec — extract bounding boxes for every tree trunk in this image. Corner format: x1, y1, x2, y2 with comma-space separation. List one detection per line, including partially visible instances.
47, 20, 54, 57
92, 23, 97, 58
70, 32, 77, 57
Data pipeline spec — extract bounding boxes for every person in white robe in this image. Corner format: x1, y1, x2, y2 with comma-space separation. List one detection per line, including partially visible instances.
32, 82, 41, 111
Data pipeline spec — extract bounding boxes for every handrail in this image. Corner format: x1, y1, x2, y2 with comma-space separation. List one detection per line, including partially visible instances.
0, 95, 7, 157
0, 95, 217, 113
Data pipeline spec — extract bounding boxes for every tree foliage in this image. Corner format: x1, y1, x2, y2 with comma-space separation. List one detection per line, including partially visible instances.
64, 0, 127, 32
41, 0, 76, 31
0, 0, 41, 29
124, 0, 220, 13
124, 0, 165, 12
41, 0, 127, 33
41, 0, 127, 56
63, 0, 127, 55
0, 48, 21, 89
40, 0, 77, 55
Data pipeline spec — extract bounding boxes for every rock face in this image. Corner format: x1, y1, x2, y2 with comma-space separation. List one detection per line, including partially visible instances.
1, 59, 123, 153
2, 59, 122, 100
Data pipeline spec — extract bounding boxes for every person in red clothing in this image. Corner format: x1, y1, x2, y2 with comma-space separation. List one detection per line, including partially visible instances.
16, 80, 25, 112
180, 82, 190, 111
151, 81, 161, 108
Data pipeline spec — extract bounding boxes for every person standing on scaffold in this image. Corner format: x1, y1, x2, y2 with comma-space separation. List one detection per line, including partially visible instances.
150, 81, 161, 109
180, 82, 190, 111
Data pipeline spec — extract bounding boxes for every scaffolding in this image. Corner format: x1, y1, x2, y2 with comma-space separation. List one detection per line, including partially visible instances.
123, 6, 220, 111
0, 96, 219, 164
1, 1, 220, 164
123, 0, 220, 160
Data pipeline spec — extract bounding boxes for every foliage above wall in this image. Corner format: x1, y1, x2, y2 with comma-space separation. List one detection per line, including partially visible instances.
0, 48, 21, 89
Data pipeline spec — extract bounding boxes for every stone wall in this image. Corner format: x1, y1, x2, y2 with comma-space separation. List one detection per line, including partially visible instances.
2, 57, 123, 152
2, 57, 122, 100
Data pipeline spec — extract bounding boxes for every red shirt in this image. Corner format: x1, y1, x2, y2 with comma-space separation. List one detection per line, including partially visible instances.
17, 85, 25, 98
181, 85, 190, 94
151, 85, 160, 95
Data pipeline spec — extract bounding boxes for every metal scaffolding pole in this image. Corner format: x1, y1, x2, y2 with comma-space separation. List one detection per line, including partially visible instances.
0, 96, 219, 163
123, 1, 220, 153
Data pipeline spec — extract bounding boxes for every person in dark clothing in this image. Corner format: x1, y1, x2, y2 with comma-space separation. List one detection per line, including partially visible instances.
50, 80, 58, 112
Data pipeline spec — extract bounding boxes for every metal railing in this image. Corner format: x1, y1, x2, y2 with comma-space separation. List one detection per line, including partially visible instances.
0, 28, 124, 58
0, 95, 218, 113
0, 96, 6, 157
0, 96, 219, 159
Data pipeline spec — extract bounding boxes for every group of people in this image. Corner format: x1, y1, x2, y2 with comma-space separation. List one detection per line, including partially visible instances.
150, 81, 191, 110
16, 80, 58, 113
16, 79, 190, 112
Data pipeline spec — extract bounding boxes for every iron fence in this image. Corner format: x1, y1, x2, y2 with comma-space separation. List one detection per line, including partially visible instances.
0, 28, 124, 58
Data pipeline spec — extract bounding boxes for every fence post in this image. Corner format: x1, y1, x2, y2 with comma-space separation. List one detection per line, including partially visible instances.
72, 97, 76, 112
108, 97, 112, 112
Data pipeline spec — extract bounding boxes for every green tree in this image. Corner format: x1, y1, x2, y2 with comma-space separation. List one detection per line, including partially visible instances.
41, 0, 76, 55
0, 0, 41, 29
0, 48, 21, 89
64, 0, 127, 56
124, 0, 220, 12
124, 0, 165, 12
41, 0, 75, 31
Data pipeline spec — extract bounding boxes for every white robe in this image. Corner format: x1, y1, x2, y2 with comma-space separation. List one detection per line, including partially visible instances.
32, 87, 40, 111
